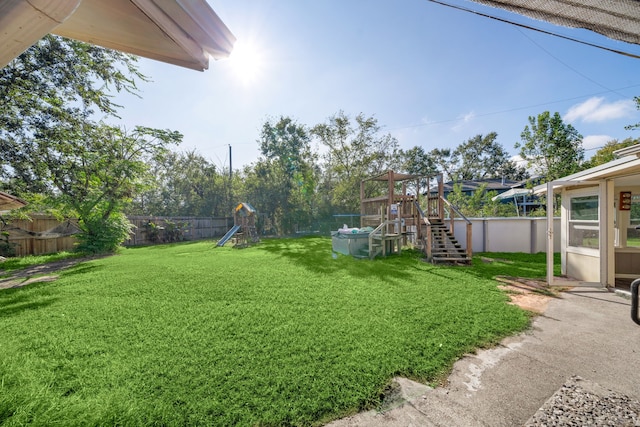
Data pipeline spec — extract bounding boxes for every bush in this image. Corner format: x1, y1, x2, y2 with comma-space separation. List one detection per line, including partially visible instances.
0, 231, 16, 257
75, 212, 135, 254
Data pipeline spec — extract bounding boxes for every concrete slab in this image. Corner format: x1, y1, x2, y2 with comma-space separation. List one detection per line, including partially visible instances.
327, 285, 640, 426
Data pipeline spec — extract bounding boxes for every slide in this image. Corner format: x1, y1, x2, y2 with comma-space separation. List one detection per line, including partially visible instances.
217, 225, 241, 247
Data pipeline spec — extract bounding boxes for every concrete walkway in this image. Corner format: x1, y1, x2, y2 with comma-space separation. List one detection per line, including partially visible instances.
328, 283, 640, 426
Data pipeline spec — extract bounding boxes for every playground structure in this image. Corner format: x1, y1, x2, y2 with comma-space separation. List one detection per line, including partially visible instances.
358, 170, 472, 263
217, 202, 260, 248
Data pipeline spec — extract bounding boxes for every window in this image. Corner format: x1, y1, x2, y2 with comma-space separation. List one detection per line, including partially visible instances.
626, 194, 640, 247
568, 194, 599, 249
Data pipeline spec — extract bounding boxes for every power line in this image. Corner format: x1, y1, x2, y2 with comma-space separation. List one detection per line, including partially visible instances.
386, 84, 640, 132
516, 29, 629, 100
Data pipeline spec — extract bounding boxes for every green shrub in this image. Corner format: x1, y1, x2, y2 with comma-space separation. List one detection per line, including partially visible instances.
75, 212, 134, 254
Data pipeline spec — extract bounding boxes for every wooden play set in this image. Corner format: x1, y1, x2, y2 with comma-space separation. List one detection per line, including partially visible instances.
357, 170, 472, 264
217, 202, 260, 248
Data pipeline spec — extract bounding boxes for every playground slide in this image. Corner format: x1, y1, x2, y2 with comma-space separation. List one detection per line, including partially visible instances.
217, 225, 241, 247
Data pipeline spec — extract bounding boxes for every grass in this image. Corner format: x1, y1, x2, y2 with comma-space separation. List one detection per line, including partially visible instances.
0, 238, 545, 426
0, 251, 85, 273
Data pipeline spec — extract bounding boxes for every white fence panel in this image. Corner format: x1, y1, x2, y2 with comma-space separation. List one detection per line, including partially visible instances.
448, 217, 560, 254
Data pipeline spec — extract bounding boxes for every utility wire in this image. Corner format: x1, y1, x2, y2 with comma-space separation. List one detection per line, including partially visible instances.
516, 29, 629, 100
386, 84, 640, 131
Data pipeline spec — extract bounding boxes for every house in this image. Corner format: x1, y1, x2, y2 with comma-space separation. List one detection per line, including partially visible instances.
0, 0, 235, 71
536, 144, 640, 289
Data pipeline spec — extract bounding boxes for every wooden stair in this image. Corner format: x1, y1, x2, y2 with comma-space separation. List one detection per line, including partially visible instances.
423, 219, 471, 265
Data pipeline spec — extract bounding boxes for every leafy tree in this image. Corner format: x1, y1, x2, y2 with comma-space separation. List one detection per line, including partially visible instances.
244, 116, 317, 235
516, 111, 584, 181
129, 149, 229, 217
312, 111, 400, 212
402, 146, 438, 176
446, 183, 514, 218
625, 96, 640, 131
451, 133, 528, 181
1, 124, 180, 252
584, 137, 640, 168
0, 35, 180, 252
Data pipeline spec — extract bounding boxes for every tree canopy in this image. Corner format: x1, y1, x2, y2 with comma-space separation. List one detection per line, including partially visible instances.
0, 36, 180, 252
516, 111, 584, 181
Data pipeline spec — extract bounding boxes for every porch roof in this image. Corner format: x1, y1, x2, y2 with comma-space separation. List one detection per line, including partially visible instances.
0, 0, 235, 71
534, 148, 640, 194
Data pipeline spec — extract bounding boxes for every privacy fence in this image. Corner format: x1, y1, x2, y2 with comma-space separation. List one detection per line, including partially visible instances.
1, 215, 561, 257
1, 215, 233, 257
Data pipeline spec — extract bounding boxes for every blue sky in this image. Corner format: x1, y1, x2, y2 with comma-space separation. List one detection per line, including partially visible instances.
112, 0, 640, 171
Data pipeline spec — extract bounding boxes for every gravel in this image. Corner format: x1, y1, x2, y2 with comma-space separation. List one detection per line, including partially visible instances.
526, 376, 640, 426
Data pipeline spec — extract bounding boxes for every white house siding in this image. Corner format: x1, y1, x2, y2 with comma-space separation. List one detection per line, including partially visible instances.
566, 251, 600, 282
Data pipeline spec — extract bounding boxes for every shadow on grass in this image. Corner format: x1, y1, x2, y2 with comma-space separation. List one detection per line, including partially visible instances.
256, 236, 420, 281
467, 252, 561, 281
0, 288, 58, 318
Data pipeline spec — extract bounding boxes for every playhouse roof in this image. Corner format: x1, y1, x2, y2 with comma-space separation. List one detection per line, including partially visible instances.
363, 171, 423, 183
235, 202, 256, 214
0, 191, 27, 212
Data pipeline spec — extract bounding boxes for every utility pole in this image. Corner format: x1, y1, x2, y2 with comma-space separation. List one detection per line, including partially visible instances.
228, 144, 233, 218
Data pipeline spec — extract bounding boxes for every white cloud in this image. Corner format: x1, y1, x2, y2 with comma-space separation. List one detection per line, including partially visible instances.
582, 134, 612, 151
451, 111, 475, 132
565, 97, 635, 123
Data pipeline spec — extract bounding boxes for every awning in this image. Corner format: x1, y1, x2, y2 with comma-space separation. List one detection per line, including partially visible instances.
491, 187, 532, 201
0, 191, 27, 212
0, 0, 235, 71
469, 0, 640, 46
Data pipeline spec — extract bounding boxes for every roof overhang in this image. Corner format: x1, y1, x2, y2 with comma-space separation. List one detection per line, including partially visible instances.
534, 155, 640, 195
0, 191, 27, 212
0, 0, 235, 71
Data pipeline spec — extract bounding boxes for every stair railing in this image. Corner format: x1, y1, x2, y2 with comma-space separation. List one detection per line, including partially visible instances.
440, 197, 473, 260
414, 200, 432, 260
368, 219, 401, 259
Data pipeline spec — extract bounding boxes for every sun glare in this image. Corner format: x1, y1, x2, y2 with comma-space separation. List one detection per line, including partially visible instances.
227, 39, 264, 86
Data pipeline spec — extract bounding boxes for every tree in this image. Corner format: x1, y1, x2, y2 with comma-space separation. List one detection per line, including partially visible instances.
244, 116, 317, 235
402, 146, 439, 177
584, 137, 640, 168
450, 133, 528, 181
1, 124, 180, 252
625, 96, 640, 131
129, 149, 229, 217
312, 111, 400, 212
0, 35, 179, 252
446, 183, 514, 218
516, 111, 584, 181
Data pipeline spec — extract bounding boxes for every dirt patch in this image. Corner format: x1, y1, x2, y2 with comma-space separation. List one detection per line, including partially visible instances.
496, 276, 561, 314
0, 255, 108, 290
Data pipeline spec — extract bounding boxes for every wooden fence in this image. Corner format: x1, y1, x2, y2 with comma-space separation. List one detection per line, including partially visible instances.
2, 215, 233, 257
125, 216, 233, 246
1, 215, 79, 258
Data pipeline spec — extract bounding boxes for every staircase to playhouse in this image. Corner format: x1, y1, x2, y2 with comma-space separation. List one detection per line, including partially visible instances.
360, 171, 471, 264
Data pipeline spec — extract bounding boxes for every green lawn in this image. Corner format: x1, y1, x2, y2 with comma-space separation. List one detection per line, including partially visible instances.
0, 238, 545, 426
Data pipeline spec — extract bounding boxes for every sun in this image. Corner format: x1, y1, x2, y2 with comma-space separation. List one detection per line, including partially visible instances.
227, 39, 264, 86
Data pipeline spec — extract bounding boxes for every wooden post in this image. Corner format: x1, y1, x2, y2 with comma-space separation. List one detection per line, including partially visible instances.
360, 178, 365, 228
438, 173, 445, 220
466, 222, 472, 259
426, 223, 432, 261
